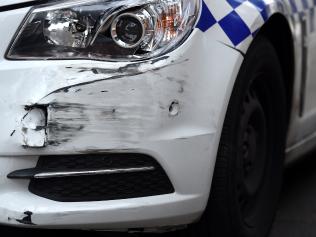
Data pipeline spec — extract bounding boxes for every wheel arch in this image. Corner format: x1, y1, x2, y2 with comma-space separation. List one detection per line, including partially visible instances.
249, 13, 295, 128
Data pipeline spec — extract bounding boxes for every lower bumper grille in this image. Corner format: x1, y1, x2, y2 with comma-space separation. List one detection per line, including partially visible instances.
10, 154, 175, 202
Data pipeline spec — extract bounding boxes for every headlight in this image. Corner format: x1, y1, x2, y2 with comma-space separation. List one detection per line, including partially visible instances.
7, 0, 200, 61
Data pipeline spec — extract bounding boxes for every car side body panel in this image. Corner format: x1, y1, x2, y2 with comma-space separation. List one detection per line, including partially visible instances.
200, 0, 316, 161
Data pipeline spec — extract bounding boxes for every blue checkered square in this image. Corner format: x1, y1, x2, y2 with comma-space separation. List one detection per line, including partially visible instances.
289, 0, 298, 13
302, 0, 309, 9
196, 0, 316, 48
196, 0, 263, 46
248, 0, 268, 20
196, 1, 216, 32
219, 11, 252, 46
227, 0, 268, 20
226, 0, 244, 8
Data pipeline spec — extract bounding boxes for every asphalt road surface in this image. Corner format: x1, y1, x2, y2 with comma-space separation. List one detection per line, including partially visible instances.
3, 151, 316, 237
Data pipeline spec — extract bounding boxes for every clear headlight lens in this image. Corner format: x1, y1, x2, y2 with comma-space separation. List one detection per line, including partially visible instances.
7, 0, 200, 61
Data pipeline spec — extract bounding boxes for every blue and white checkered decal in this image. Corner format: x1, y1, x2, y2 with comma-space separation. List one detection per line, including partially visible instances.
196, 0, 316, 48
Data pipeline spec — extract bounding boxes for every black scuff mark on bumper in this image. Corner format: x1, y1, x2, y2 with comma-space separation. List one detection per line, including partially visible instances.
150, 55, 170, 64
47, 138, 71, 146
43, 72, 143, 98
220, 42, 245, 57
15, 211, 36, 225
46, 102, 88, 146
20, 56, 187, 147
47, 56, 186, 100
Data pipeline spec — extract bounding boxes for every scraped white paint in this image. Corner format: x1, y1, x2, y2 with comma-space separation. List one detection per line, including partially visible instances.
21, 108, 46, 147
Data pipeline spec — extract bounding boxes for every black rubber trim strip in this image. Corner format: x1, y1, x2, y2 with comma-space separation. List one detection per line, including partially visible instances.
7, 168, 36, 179
0, 0, 51, 12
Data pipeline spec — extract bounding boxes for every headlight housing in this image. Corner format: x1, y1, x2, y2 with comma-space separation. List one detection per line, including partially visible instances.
7, 0, 201, 61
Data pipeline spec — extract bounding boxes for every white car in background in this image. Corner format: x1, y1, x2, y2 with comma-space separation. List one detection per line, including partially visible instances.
0, 0, 314, 236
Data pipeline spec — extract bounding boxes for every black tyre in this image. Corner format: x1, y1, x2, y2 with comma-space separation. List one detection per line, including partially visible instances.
184, 36, 287, 237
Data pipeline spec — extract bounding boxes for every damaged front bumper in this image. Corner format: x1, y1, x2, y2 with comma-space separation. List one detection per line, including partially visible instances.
0, 5, 244, 230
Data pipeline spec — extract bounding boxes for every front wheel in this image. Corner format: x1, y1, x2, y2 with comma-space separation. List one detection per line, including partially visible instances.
185, 36, 287, 237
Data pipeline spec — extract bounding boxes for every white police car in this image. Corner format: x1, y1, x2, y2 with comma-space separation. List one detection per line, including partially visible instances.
0, 0, 313, 236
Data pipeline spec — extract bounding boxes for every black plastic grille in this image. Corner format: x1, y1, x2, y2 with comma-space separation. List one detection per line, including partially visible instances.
29, 154, 174, 202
